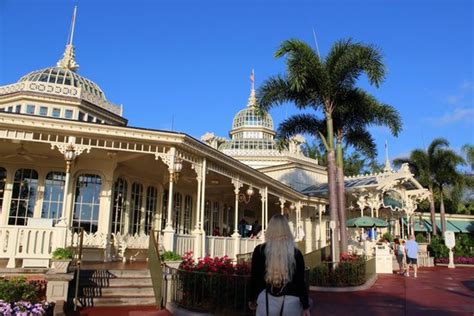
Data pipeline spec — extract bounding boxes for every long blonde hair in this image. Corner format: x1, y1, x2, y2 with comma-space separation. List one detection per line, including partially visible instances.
264, 214, 296, 287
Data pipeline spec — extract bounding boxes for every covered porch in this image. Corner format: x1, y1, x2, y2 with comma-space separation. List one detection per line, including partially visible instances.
0, 114, 327, 267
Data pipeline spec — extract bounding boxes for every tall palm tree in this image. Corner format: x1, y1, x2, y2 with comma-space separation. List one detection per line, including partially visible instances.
276, 89, 401, 252
258, 39, 386, 257
394, 138, 465, 235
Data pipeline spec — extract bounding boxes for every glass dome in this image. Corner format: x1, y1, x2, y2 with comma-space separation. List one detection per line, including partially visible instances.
19, 67, 105, 100
218, 138, 277, 151
232, 106, 273, 130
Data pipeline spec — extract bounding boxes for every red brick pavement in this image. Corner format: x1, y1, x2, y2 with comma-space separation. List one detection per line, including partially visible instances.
310, 266, 474, 316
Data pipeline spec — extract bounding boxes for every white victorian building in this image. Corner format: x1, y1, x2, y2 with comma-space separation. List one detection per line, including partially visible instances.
0, 14, 438, 269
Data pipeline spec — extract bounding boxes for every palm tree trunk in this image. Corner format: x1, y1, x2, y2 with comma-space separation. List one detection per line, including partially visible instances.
325, 113, 339, 261
439, 186, 446, 234
429, 186, 437, 236
336, 139, 348, 254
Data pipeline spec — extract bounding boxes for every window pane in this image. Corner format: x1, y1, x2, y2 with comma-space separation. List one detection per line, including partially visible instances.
39, 106, 48, 116
52, 108, 61, 118
130, 182, 143, 235
0, 167, 6, 214
73, 174, 101, 233
112, 178, 127, 234
42, 171, 65, 223
15, 105, 21, 113
26, 105, 35, 114
9, 169, 38, 225
65, 109, 73, 119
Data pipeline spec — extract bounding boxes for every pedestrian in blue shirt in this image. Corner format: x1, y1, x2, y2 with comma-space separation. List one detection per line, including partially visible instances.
405, 235, 419, 277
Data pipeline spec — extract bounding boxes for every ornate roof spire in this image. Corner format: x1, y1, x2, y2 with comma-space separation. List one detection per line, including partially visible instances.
247, 69, 257, 107
57, 6, 79, 72
383, 140, 392, 172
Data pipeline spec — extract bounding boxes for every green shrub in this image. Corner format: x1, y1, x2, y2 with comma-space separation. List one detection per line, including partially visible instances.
0, 277, 38, 302
381, 232, 393, 242
415, 233, 427, 243
428, 234, 474, 258
52, 247, 73, 260
160, 251, 182, 262
309, 257, 366, 287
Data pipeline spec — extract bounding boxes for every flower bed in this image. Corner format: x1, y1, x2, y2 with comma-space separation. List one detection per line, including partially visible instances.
0, 300, 51, 316
0, 277, 52, 316
172, 252, 251, 314
435, 257, 474, 265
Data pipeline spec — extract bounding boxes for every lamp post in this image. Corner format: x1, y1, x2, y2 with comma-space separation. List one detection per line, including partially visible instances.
60, 144, 77, 226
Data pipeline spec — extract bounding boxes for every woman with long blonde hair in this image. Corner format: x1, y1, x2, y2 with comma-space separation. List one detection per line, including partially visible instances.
248, 214, 310, 316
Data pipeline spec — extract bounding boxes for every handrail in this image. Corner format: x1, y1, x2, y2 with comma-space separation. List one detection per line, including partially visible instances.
73, 228, 84, 311
148, 230, 163, 309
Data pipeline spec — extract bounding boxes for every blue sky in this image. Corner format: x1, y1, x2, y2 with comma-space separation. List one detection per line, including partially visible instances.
1, 0, 473, 165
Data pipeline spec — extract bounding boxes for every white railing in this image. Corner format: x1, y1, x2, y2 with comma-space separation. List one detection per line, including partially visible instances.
174, 234, 195, 256
239, 238, 263, 254
0, 225, 67, 268
206, 236, 234, 258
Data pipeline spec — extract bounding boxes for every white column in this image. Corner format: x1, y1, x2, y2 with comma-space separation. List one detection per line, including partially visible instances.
318, 204, 323, 248
0, 169, 14, 225
98, 178, 114, 262
163, 148, 177, 252
192, 163, 203, 259
154, 184, 164, 232
200, 159, 207, 258
264, 187, 268, 231
260, 191, 265, 234
231, 179, 242, 258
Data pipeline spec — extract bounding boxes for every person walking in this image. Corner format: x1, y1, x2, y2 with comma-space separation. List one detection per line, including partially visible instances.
394, 239, 406, 275
405, 235, 419, 277
248, 214, 310, 316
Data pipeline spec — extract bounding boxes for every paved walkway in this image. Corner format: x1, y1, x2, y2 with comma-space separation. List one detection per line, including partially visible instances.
310, 266, 474, 315
70, 266, 473, 315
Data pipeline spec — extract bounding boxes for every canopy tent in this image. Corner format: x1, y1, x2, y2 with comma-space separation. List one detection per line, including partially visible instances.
347, 216, 388, 228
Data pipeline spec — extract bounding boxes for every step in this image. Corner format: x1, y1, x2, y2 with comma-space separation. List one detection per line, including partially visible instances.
82, 286, 155, 296
79, 296, 157, 306
80, 269, 151, 278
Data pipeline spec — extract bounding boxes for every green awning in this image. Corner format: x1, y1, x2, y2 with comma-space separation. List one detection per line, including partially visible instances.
402, 217, 431, 232
448, 220, 474, 233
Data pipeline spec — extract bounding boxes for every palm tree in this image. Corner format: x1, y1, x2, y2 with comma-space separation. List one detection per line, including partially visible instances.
276, 89, 401, 252
394, 138, 465, 235
258, 39, 387, 257
462, 144, 474, 171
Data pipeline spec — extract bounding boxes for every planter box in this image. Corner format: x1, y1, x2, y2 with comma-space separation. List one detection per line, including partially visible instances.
50, 259, 72, 273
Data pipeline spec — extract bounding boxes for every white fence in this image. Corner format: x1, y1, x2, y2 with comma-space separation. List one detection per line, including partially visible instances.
239, 238, 263, 254
0, 225, 67, 268
174, 234, 195, 256
205, 236, 235, 257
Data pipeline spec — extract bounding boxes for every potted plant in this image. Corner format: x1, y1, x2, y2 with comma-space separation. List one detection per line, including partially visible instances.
160, 251, 182, 268
51, 248, 73, 273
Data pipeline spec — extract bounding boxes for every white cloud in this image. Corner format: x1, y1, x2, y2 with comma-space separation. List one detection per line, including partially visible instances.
426, 107, 474, 126
446, 81, 473, 106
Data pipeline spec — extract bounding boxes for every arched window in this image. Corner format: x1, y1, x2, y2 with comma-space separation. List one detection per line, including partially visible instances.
204, 200, 211, 235
9, 169, 38, 225
145, 186, 157, 234
42, 171, 66, 223
73, 174, 101, 233
112, 178, 127, 234
183, 195, 192, 235
173, 193, 182, 233
161, 190, 168, 231
130, 182, 143, 235
0, 167, 6, 214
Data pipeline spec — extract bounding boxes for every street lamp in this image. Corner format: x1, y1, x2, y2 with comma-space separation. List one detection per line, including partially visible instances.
64, 144, 77, 173
170, 156, 183, 183
238, 186, 254, 204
